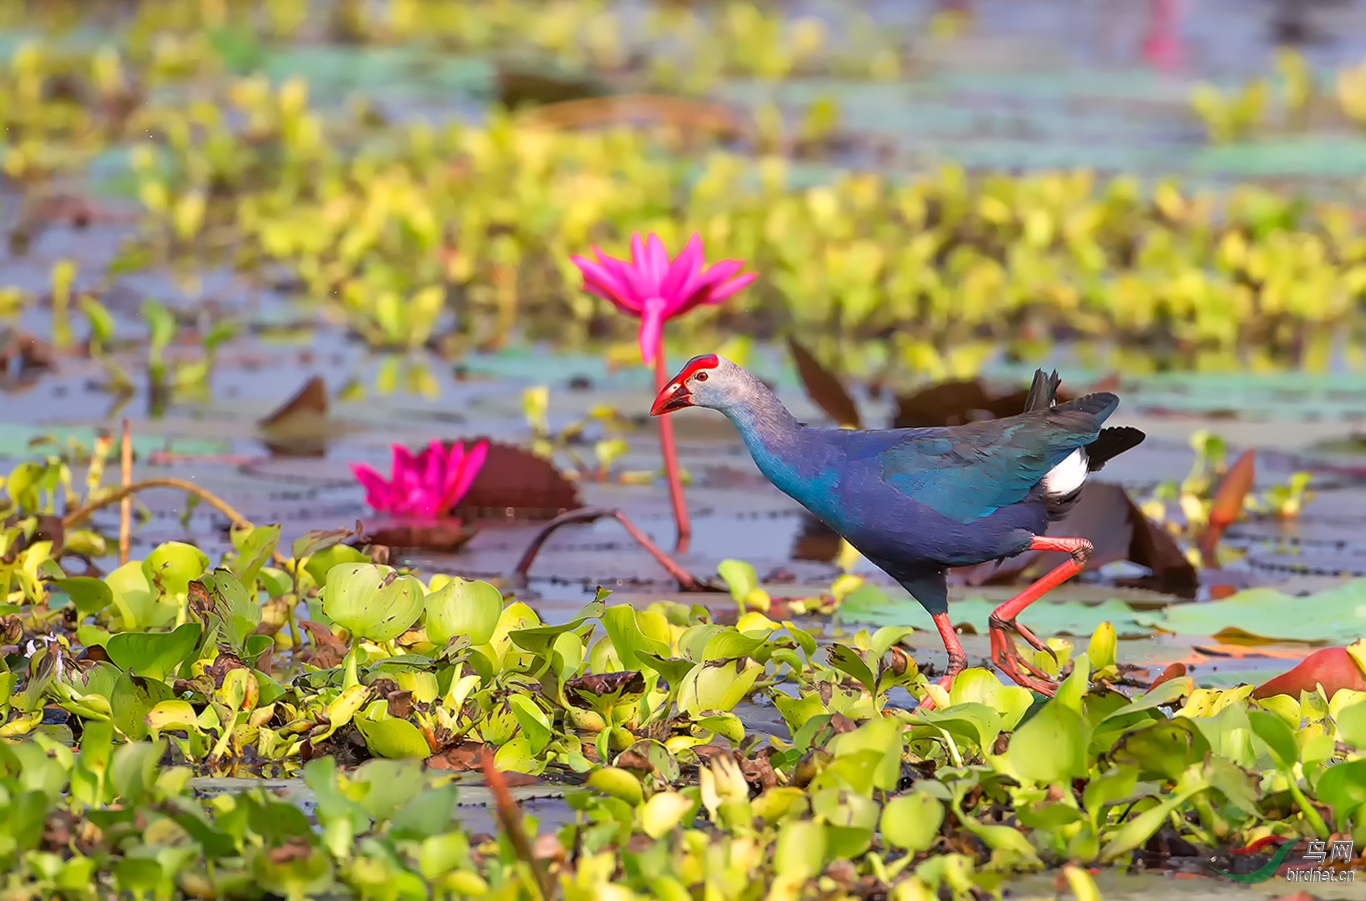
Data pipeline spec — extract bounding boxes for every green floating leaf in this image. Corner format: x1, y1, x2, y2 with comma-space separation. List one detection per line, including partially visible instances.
424, 577, 503, 647
51, 577, 113, 617
143, 541, 209, 598
106, 623, 201, 682
1143, 580, 1366, 642
322, 563, 425, 642
1007, 699, 1090, 784
356, 716, 432, 760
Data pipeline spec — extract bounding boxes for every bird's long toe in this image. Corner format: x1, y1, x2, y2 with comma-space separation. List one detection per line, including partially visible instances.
989, 626, 1060, 697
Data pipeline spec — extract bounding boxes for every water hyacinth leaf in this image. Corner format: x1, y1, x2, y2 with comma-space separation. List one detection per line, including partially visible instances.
588, 767, 645, 806
509, 695, 553, 754
322, 563, 425, 642
637, 653, 695, 687
192, 570, 262, 653
493, 735, 544, 776
947, 668, 1033, 731
291, 526, 353, 562
601, 605, 671, 671
879, 786, 945, 851
1007, 700, 1089, 784
1107, 717, 1211, 782
303, 544, 371, 590
106, 623, 201, 682
424, 577, 502, 647
231, 524, 281, 590
108, 739, 164, 803
51, 577, 112, 616
700, 627, 774, 662
507, 599, 604, 656
1247, 709, 1300, 769
827, 716, 904, 792
775, 819, 828, 882
356, 716, 432, 759
1314, 758, 1366, 829
1335, 700, 1366, 748
145, 699, 199, 736
693, 713, 746, 745
912, 703, 1003, 755
106, 561, 176, 631
111, 671, 174, 742
641, 791, 695, 838
565, 671, 647, 715
717, 559, 759, 604
678, 659, 762, 716
249, 843, 334, 900
143, 541, 209, 598
389, 783, 459, 841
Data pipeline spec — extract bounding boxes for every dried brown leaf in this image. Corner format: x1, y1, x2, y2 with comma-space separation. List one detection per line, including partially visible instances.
787, 337, 862, 428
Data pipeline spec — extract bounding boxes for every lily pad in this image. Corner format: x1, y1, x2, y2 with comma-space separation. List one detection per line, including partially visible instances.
1143, 580, 1366, 643
838, 586, 1151, 639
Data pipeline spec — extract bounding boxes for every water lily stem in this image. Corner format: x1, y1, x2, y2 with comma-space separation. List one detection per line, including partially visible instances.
654, 349, 691, 553
63, 477, 290, 568
118, 419, 131, 566
513, 507, 711, 592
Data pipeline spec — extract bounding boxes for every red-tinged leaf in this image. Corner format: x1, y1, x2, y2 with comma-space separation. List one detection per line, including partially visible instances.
451, 439, 583, 521
787, 337, 862, 429
1148, 662, 1187, 690
1252, 647, 1366, 699
1202, 449, 1256, 566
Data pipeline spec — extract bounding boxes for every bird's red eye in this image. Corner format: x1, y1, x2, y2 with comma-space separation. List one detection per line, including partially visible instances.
695, 371, 708, 381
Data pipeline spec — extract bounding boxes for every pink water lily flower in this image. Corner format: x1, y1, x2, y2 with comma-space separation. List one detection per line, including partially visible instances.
351, 439, 490, 519
570, 233, 757, 365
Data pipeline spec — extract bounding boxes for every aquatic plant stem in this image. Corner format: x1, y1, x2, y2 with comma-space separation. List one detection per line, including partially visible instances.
513, 507, 712, 592
654, 348, 691, 553
118, 419, 131, 565
481, 747, 554, 901
63, 478, 289, 568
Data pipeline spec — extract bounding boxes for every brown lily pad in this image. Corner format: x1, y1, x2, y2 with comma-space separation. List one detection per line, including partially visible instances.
357, 518, 478, 554
496, 63, 609, 109
451, 439, 583, 522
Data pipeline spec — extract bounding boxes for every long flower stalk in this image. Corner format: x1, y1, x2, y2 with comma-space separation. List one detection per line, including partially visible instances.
654, 344, 691, 552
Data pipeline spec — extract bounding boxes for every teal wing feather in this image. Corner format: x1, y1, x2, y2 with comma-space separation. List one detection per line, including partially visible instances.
844, 397, 1117, 522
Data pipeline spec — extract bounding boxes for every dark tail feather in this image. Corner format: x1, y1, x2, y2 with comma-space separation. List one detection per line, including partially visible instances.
1023, 369, 1062, 413
1085, 426, 1145, 470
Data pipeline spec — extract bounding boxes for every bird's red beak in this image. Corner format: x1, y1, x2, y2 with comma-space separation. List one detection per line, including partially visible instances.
650, 379, 693, 416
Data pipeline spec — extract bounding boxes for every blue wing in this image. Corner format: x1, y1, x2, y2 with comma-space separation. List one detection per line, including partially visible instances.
838, 394, 1119, 522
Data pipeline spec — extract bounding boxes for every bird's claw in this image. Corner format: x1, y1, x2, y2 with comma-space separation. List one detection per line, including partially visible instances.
989, 619, 1060, 697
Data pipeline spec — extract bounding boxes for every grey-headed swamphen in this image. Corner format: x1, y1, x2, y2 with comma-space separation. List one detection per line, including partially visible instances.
650, 354, 1145, 699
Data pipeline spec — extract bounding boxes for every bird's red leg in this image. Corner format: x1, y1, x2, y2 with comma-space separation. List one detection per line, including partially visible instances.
919, 612, 969, 711
989, 536, 1094, 697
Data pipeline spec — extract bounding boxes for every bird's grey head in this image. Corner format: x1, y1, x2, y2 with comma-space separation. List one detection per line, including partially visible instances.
650, 354, 767, 417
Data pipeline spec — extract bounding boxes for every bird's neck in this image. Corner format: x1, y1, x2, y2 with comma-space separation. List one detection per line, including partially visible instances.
719, 384, 807, 489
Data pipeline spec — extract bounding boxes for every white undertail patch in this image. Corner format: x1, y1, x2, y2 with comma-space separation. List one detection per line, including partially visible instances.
1043, 448, 1089, 499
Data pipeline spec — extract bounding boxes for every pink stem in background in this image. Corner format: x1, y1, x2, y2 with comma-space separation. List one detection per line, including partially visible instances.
1142, 0, 1185, 72
655, 345, 692, 553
